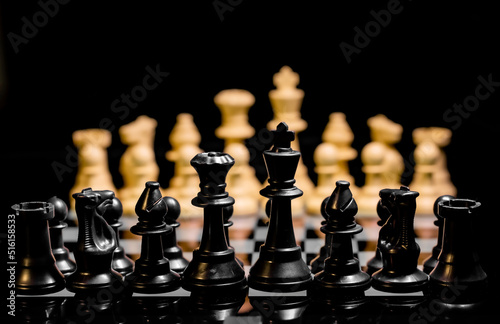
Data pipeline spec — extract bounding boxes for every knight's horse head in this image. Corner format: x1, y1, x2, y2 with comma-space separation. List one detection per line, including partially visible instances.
72, 188, 117, 252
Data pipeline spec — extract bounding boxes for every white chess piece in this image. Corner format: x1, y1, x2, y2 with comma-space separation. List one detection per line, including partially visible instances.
357, 114, 404, 217
70, 128, 116, 213
214, 89, 262, 216
410, 127, 456, 215
163, 113, 203, 219
118, 115, 159, 216
266, 66, 314, 216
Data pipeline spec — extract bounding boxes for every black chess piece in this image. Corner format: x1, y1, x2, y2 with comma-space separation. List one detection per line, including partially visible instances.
101, 196, 135, 277
47, 196, 77, 277
366, 189, 395, 275
182, 152, 247, 293
126, 181, 181, 293
310, 198, 331, 274
66, 188, 123, 294
248, 122, 312, 292
429, 198, 488, 309
161, 196, 189, 274
12, 201, 66, 295
313, 181, 371, 292
371, 186, 429, 293
422, 195, 453, 274
223, 205, 244, 267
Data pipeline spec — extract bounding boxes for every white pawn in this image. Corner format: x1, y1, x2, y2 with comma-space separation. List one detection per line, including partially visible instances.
214, 89, 262, 217
306, 142, 339, 216
357, 114, 404, 217
163, 113, 203, 219
118, 115, 159, 216
321, 112, 359, 195
69, 129, 116, 213
410, 127, 456, 215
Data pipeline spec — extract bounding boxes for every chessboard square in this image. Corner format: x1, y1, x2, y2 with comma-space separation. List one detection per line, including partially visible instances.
231, 239, 255, 254
304, 238, 323, 254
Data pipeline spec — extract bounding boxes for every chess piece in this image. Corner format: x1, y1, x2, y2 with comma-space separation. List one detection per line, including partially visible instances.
101, 196, 135, 277
47, 196, 76, 277
66, 188, 123, 294
182, 152, 247, 293
214, 89, 261, 216
306, 142, 339, 216
313, 181, 371, 292
163, 113, 203, 219
371, 186, 429, 293
310, 198, 332, 274
161, 196, 189, 274
429, 198, 487, 307
118, 115, 159, 215
365, 189, 394, 275
248, 122, 312, 292
422, 195, 453, 274
12, 201, 66, 294
223, 205, 244, 267
126, 181, 181, 293
321, 113, 359, 192
266, 66, 314, 215
410, 127, 456, 215
69, 129, 116, 212
357, 115, 404, 217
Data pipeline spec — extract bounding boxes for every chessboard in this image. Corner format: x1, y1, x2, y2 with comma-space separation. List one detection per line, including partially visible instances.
13, 210, 458, 324
63, 212, 439, 279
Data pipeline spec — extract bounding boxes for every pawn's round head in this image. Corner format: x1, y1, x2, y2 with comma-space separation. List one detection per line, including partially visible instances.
102, 197, 123, 224
162, 196, 181, 224
47, 196, 68, 222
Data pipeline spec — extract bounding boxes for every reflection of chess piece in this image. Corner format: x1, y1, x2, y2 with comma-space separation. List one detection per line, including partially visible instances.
70, 129, 115, 212
410, 128, 456, 215
214, 89, 261, 216
163, 113, 203, 219
266, 66, 314, 216
118, 115, 159, 216
357, 115, 403, 217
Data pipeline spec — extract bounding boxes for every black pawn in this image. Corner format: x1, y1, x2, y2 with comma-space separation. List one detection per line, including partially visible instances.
47, 196, 76, 277
182, 152, 247, 293
313, 181, 371, 291
66, 188, 123, 293
126, 181, 181, 293
371, 186, 429, 293
223, 205, 244, 267
422, 195, 453, 274
102, 197, 135, 277
248, 122, 312, 292
310, 198, 331, 274
366, 189, 395, 275
430, 198, 488, 306
12, 201, 65, 295
161, 196, 189, 274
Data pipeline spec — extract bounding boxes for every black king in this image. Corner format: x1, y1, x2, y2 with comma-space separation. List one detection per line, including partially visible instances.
248, 122, 313, 292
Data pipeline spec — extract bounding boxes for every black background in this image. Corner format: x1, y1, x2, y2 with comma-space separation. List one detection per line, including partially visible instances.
1, 0, 499, 301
